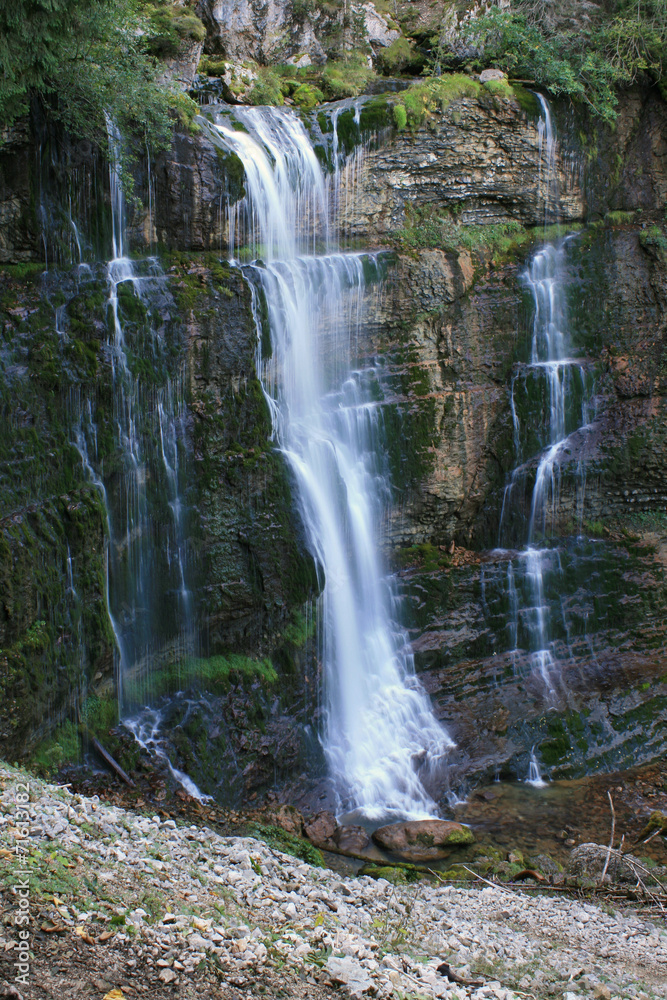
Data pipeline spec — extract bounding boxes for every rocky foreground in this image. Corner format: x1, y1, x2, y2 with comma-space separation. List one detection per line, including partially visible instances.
1, 764, 666, 1000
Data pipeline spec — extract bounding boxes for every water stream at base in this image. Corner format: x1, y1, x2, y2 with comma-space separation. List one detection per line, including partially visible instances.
70, 123, 199, 792
492, 98, 593, 775
204, 106, 453, 821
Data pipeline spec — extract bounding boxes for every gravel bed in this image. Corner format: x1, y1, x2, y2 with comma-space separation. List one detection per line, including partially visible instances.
1, 763, 666, 1000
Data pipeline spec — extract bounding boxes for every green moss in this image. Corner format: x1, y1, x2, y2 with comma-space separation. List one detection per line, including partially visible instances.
445, 828, 475, 846
393, 74, 483, 129
393, 104, 407, 131
143, 1, 206, 58
247, 823, 324, 868
0, 263, 45, 282
215, 148, 246, 203
511, 84, 540, 116
292, 83, 325, 111
392, 215, 529, 258
358, 95, 392, 134
281, 608, 316, 647
602, 210, 637, 226
440, 865, 477, 881
483, 77, 514, 100
124, 653, 278, 705
358, 863, 426, 885
395, 543, 451, 573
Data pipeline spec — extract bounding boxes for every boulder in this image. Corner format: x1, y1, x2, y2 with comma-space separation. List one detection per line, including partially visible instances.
261, 804, 304, 837
372, 820, 474, 861
304, 810, 338, 850
326, 955, 374, 997
304, 812, 371, 854
566, 843, 667, 885
479, 68, 507, 83
336, 824, 371, 854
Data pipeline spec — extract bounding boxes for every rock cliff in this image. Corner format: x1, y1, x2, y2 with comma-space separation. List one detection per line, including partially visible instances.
1, 78, 667, 796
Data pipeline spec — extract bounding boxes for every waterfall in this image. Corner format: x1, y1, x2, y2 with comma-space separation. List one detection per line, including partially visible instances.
205, 105, 452, 821
526, 747, 547, 788
495, 98, 592, 704
73, 123, 194, 714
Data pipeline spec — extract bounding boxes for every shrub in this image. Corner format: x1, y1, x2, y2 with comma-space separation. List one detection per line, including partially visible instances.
393, 103, 407, 130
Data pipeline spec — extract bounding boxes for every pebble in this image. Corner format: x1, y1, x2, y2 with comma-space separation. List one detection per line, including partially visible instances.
1, 762, 666, 999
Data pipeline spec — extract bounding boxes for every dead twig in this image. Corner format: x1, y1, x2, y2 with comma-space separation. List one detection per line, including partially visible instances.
600, 789, 616, 886
428, 864, 517, 896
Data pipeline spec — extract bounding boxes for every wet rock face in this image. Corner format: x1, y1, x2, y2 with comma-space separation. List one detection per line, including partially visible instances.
368, 248, 521, 548
340, 96, 585, 236
0, 124, 39, 264
180, 258, 318, 652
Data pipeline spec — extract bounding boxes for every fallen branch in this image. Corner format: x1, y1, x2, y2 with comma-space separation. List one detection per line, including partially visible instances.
514, 869, 546, 883
428, 865, 516, 896
600, 789, 616, 886
90, 736, 135, 787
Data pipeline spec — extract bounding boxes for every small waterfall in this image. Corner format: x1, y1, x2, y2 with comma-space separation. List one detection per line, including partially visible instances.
72, 123, 195, 715
206, 105, 452, 821
526, 748, 547, 788
124, 707, 212, 802
496, 98, 592, 701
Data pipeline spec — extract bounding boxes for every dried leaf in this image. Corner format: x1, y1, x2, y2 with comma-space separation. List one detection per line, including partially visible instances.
74, 925, 95, 945
99, 930, 114, 942
41, 922, 66, 934
0, 848, 13, 859
103, 991, 124, 1000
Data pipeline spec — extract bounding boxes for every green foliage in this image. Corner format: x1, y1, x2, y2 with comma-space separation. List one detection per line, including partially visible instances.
378, 37, 424, 75
463, 1, 667, 123
392, 215, 529, 257
247, 824, 325, 868
249, 67, 285, 106
393, 103, 407, 130
393, 74, 483, 129
292, 83, 325, 111
0, 0, 185, 153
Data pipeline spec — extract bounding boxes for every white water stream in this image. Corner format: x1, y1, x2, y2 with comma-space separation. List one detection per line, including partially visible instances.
205, 106, 452, 820
73, 124, 194, 715
496, 99, 593, 748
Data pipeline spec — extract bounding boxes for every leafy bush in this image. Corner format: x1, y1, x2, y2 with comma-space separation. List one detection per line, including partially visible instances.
393, 103, 408, 130
463, 0, 667, 123
0, 0, 185, 153
378, 37, 424, 75
249, 68, 285, 106
320, 55, 376, 100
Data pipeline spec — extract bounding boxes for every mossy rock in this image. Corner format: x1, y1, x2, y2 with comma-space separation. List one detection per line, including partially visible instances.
358, 862, 426, 885
292, 84, 325, 112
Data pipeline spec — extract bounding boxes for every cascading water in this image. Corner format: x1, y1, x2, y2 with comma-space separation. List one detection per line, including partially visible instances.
72, 124, 195, 716
492, 98, 593, 731
204, 105, 452, 820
